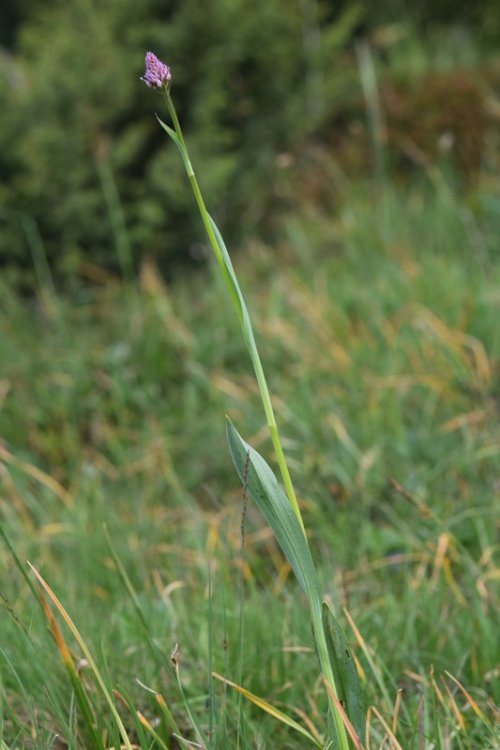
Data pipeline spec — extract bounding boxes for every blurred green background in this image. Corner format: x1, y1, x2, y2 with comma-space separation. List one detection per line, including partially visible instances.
1, 0, 499, 290
1, 3, 499, 747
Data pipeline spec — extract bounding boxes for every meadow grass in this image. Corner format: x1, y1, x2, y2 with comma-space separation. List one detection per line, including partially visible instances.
0, 176, 498, 748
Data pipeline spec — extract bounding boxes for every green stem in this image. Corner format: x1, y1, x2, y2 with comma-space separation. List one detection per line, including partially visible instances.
163, 90, 350, 750
166, 93, 304, 535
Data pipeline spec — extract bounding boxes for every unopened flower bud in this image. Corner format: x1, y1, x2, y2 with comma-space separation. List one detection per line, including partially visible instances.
141, 52, 172, 90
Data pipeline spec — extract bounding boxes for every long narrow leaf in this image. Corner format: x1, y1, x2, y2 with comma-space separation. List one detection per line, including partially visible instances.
226, 419, 351, 750
226, 419, 318, 597
156, 116, 193, 175
208, 216, 251, 339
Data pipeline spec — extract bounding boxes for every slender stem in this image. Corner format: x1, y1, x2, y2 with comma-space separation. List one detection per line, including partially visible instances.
163, 90, 350, 750
166, 93, 305, 534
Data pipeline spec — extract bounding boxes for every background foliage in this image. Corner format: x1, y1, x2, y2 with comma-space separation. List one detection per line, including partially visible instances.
1, 0, 499, 288
0, 0, 361, 287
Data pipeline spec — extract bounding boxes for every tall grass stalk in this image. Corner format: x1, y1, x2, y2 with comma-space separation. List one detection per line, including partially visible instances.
142, 52, 363, 749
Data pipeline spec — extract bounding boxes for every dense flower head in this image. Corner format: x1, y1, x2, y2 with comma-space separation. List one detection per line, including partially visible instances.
141, 52, 172, 90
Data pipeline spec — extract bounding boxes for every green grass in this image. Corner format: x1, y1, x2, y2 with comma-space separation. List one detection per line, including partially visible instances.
0, 177, 498, 748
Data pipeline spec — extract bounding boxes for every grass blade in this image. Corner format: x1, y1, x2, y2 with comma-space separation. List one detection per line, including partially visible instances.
212, 672, 323, 748
28, 563, 134, 750
37, 591, 105, 750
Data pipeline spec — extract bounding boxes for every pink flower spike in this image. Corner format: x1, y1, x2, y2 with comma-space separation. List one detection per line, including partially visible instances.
141, 52, 172, 90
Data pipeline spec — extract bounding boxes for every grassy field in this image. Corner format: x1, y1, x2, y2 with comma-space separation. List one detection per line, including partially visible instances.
0, 177, 499, 748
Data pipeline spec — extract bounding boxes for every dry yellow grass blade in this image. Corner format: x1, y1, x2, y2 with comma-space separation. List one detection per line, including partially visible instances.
444, 671, 489, 724
36, 587, 106, 749
37, 592, 73, 668
212, 672, 323, 748
322, 677, 365, 750
391, 688, 404, 736
274, 701, 324, 744
439, 675, 466, 731
136, 712, 170, 750
368, 705, 404, 750
28, 563, 134, 750
343, 608, 392, 709
0, 444, 72, 507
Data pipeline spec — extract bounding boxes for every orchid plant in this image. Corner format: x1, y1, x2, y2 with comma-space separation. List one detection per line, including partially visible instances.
142, 52, 365, 749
